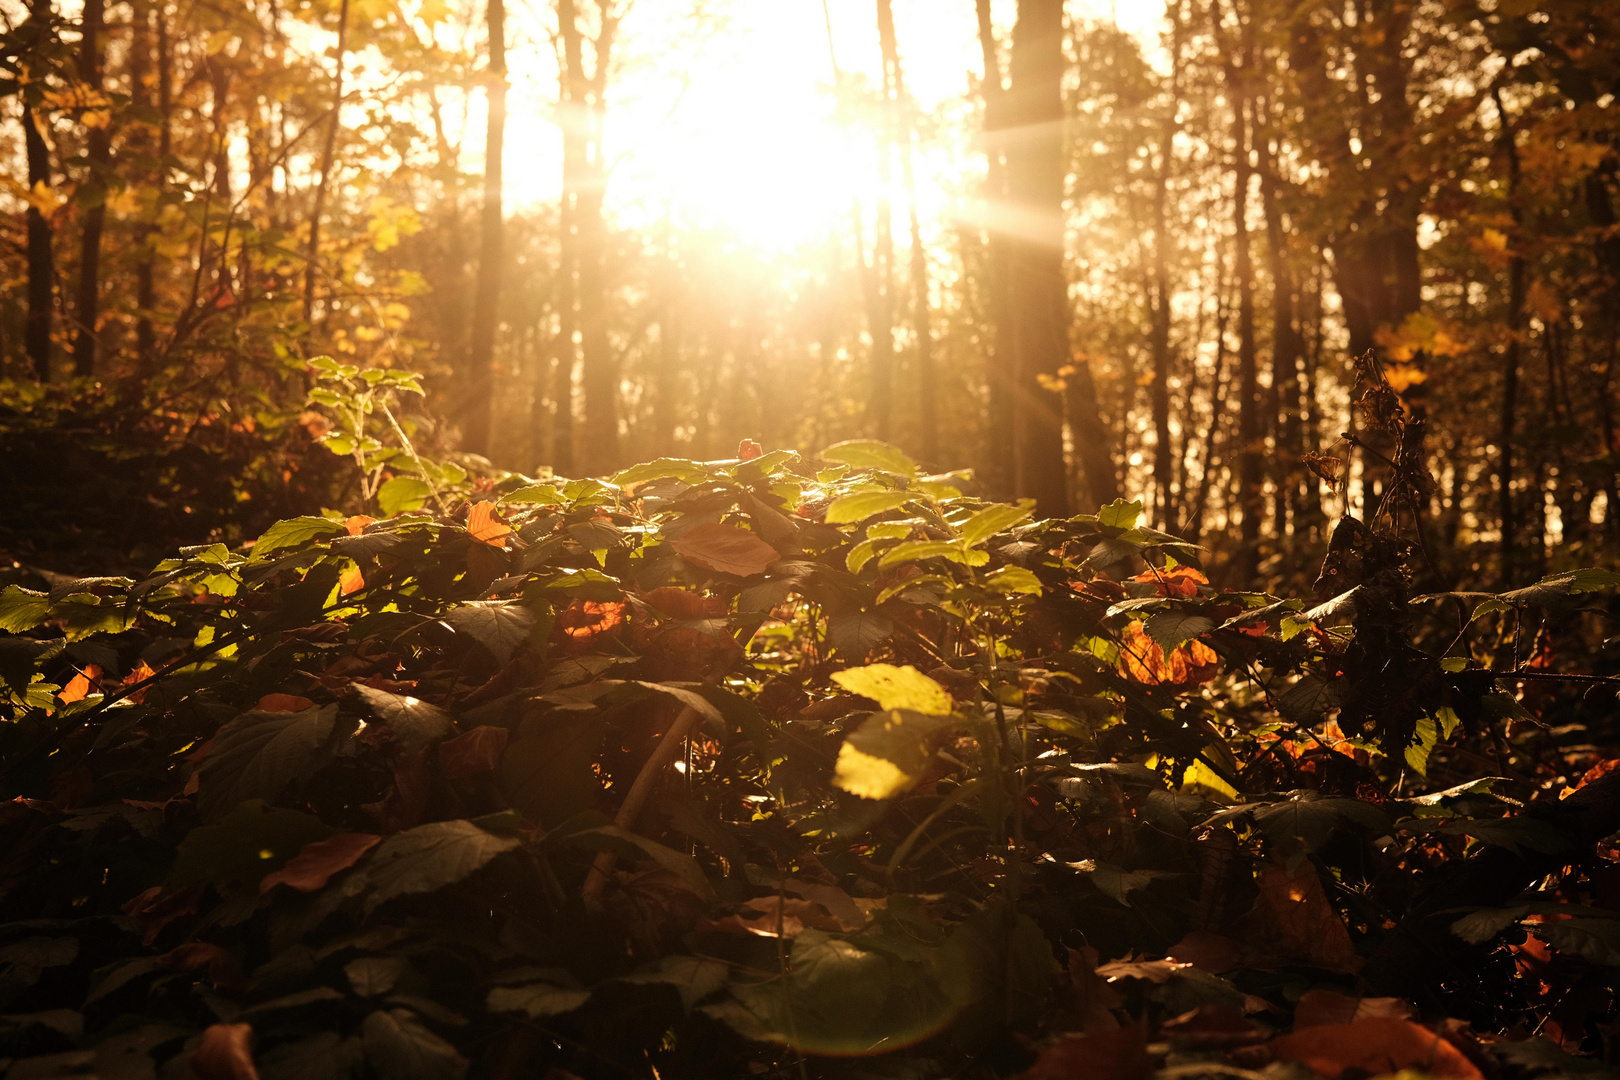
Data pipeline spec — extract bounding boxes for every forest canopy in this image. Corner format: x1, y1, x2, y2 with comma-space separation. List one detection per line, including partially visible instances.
4, 1, 1620, 1078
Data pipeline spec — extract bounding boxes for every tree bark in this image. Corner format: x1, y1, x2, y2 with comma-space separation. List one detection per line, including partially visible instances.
1004, 0, 1112, 515
23, 0, 56, 382
1494, 88, 1526, 587
72, 0, 110, 378
974, 0, 1016, 497
1148, 15, 1182, 530
464, 0, 507, 457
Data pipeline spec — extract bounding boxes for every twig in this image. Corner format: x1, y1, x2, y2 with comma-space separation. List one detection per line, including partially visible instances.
581, 704, 701, 900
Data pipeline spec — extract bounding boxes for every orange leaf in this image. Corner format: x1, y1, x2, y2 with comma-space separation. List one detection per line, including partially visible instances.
1131, 566, 1208, 598
122, 660, 156, 704
559, 600, 625, 641
58, 664, 104, 704
468, 500, 514, 548
1249, 861, 1360, 973
191, 1022, 259, 1080
737, 438, 764, 461
345, 514, 377, 536
1269, 1018, 1483, 1080
339, 564, 365, 596
670, 522, 779, 578
259, 833, 381, 894
1117, 622, 1218, 685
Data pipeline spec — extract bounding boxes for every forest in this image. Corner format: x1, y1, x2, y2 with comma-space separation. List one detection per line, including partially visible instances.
3, 0, 1620, 1077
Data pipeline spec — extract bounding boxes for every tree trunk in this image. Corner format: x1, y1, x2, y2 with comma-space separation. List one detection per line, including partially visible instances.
23, 0, 55, 382
571, 1, 619, 473
464, 0, 506, 457
72, 0, 109, 378
1004, 0, 1107, 516
131, 0, 159, 373
1222, 48, 1261, 583
1148, 17, 1182, 530
1494, 89, 1526, 587
975, 0, 1017, 499
302, 0, 349, 326
1257, 105, 1301, 541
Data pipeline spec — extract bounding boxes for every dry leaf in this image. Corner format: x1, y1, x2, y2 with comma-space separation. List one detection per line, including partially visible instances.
259, 833, 381, 894
1294, 988, 1413, 1028
1117, 622, 1218, 685
1248, 861, 1360, 974
467, 500, 514, 548
670, 522, 779, 577
737, 438, 763, 461
1019, 1027, 1153, 1080
58, 664, 103, 704
439, 725, 509, 779
339, 564, 365, 596
191, 1022, 259, 1080
1269, 1017, 1484, 1079
254, 694, 316, 713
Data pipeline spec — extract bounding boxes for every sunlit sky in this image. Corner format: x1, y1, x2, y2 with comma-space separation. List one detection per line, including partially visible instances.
492, 0, 1163, 250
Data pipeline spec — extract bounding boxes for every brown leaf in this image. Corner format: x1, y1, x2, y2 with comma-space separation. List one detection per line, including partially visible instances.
254, 694, 316, 713
1268, 1018, 1484, 1080
439, 725, 509, 780
1166, 931, 1243, 975
1159, 1005, 1266, 1050
191, 1023, 258, 1080
163, 942, 247, 993
559, 600, 625, 646
259, 832, 381, 894
670, 522, 779, 578
1248, 861, 1360, 974
468, 500, 514, 548
737, 438, 763, 461
1060, 946, 1122, 1034
122, 884, 202, 946
1094, 957, 1191, 984
1019, 1027, 1154, 1080
642, 587, 726, 620
1294, 988, 1413, 1029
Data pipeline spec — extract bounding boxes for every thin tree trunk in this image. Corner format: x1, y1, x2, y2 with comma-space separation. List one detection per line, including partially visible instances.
573, 2, 619, 472
131, 0, 159, 373
1148, 19, 1181, 529
868, 0, 900, 443
302, 0, 350, 325
1494, 88, 1526, 586
464, 0, 506, 457
23, 0, 55, 381
1257, 103, 1301, 542
72, 0, 109, 377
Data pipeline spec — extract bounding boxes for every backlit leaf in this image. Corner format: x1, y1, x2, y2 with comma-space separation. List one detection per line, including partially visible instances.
830, 664, 953, 715
352, 685, 455, 753
466, 501, 513, 548
824, 491, 912, 525
832, 709, 955, 800
377, 476, 432, 516
958, 503, 1032, 547
670, 522, 779, 577
441, 601, 536, 663
820, 439, 918, 477
249, 516, 346, 561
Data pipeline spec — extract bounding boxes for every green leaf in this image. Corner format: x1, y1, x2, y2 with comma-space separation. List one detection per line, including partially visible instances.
845, 538, 881, 574
441, 601, 536, 663
249, 516, 347, 561
1143, 611, 1215, 652
487, 978, 592, 1019
958, 503, 1032, 547
0, 588, 51, 634
826, 612, 894, 656
832, 709, 956, 800
361, 1009, 468, 1080
820, 439, 918, 477
830, 664, 953, 715
1098, 499, 1144, 530
825, 491, 913, 525
198, 704, 341, 818
377, 476, 433, 516
876, 540, 973, 568
346, 820, 521, 914
168, 800, 334, 889
983, 567, 1043, 596
501, 483, 565, 505
612, 457, 711, 487
1501, 568, 1620, 607
1405, 714, 1439, 777
0, 637, 58, 696
352, 685, 455, 753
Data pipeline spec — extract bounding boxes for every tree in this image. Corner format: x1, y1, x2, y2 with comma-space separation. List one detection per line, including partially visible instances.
464, 0, 508, 457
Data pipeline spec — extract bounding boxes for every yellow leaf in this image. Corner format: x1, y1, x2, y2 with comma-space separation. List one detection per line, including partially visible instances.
830, 664, 953, 715
25, 181, 63, 216
832, 709, 954, 800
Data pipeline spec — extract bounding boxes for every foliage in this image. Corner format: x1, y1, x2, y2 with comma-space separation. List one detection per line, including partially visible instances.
1, 409, 1618, 1078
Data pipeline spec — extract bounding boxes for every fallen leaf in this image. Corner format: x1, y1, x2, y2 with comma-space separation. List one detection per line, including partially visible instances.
191, 1022, 259, 1080
1095, 957, 1191, 984
1294, 988, 1413, 1028
1019, 1027, 1153, 1080
1159, 1005, 1266, 1050
1269, 1017, 1484, 1079
439, 726, 509, 779
1166, 931, 1243, 974
670, 522, 779, 578
1062, 946, 1122, 1034
163, 942, 247, 992
1247, 861, 1360, 973
254, 694, 316, 713
467, 501, 514, 548
259, 832, 381, 893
